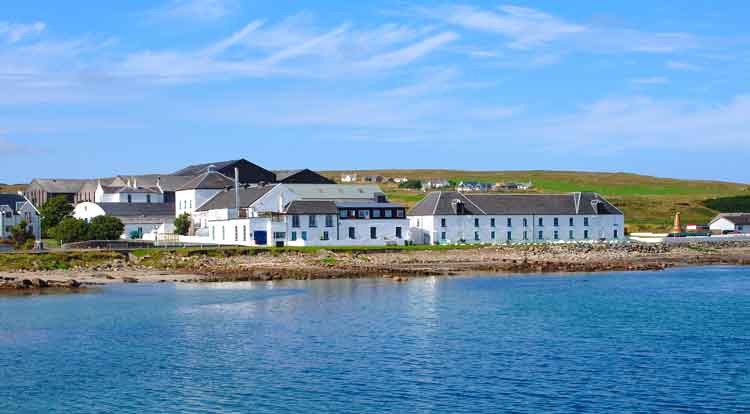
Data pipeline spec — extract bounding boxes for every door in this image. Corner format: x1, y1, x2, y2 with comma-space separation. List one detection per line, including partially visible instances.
253, 231, 267, 245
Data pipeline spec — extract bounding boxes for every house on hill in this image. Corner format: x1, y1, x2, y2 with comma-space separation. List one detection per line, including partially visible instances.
709, 213, 750, 234
422, 179, 450, 190
408, 191, 624, 245
457, 181, 494, 192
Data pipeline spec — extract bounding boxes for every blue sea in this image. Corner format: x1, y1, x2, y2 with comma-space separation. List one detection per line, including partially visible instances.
1, 267, 749, 413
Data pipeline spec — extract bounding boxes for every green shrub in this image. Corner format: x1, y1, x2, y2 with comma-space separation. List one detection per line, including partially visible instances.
703, 196, 750, 213
88, 216, 124, 240
39, 196, 74, 237
10, 220, 35, 248
174, 213, 191, 236
48, 217, 89, 244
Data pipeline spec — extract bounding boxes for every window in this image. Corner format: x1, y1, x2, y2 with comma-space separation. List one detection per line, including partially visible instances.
538, 217, 544, 226
538, 230, 544, 240
507, 218, 512, 227
490, 218, 496, 227
349, 227, 356, 239
569, 217, 574, 226
614, 229, 619, 239
234, 226, 238, 241
340, 210, 347, 219
146, 195, 151, 203
473, 231, 479, 241
273, 232, 286, 240
554, 217, 559, 227
491, 231, 496, 240
301, 231, 308, 241
309, 215, 317, 227
127, 194, 132, 203
370, 227, 377, 239
554, 230, 559, 240
349, 210, 356, 218
358, 210, 370, 219
372, 209, 381, 218
211, 226, 215, 240
584, 230, 589, 240
385, 210, 393, 218
507, 231, 512, 241
396, 227, 402, 239
523, 231, 528, 240
243, 226, 247, 241
441, 218, 447, 227
291, 231, 297, 241
441, 232, 446, 240
523, 218, 528, 227
475, 218, 480, 227
221, 226, 225, 241
584, 217, 590, 227
292, 215, 300, 228
189, 200, 192, 209
396, 209, 404, 218
569, 230, 574, 240
322, 231, 330, 241
325, 215, 334, 228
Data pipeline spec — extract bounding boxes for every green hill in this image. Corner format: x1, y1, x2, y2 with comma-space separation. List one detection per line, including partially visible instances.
323, 170, 750, 232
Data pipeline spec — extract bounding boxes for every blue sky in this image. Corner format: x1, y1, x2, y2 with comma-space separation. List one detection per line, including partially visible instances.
1, 0, 749, 183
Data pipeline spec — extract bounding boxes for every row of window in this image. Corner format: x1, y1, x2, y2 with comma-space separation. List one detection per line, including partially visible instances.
339, 209, 405, 220
292, 215, 335, 228
210, 225, 403, 242
441, 217, 592, 228
441, 229, 619, 241
179, 199, 193, 210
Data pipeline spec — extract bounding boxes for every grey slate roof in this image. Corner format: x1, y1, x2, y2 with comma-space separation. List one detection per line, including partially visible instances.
275, 169, 335, 184
0, 193, 27, 213
97, 203, 175, 218
409, 191, 622, 216
285, 200, 339, 215
196, 185, 275, 212
714, 213, 750, 225
29, 179, 88, 193
101, 186, 160, 194
174, 159, 241, 176
177, 171, 235, 191
111, 175, 194, 192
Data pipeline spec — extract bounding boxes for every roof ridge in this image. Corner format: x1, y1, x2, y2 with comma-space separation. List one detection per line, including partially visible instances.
432, 192, 441, 215
461, 193, 487, 215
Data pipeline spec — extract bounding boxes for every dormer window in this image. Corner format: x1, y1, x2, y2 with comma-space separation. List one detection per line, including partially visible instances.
452, 199, 466, 215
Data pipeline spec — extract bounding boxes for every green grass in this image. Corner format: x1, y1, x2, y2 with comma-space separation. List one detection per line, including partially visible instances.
0, 251, 123, 271
323, 169, 749, 232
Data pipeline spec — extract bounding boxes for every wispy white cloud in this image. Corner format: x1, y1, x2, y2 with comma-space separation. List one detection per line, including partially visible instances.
0, 21, 45, 43
150, 0, 239, 21
631, 76, 670, 85
666, 60, 702, 71
356, 31, 457, 70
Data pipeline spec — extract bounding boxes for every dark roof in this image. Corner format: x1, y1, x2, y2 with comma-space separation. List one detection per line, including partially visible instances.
177, 171, 235, 191
173, 159, 276, 184
285, 200, 338, 215
28, 179, 87, 193
335, 202, 405, 209
276, 169, 335, 184
111, 175, 194, 192
196, 185, 275, 212
715, 213, 750, 225
96, 203, 175, 218
0, 193, 27, 213
409, 191, 622, 216
174, 159, 241, 176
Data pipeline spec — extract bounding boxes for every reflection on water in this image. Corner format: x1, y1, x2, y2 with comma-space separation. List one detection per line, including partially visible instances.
1, 267, 750, 413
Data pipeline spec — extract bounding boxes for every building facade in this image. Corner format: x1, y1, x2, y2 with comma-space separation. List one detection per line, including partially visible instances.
409, 191, 624, 245
0, 193, 41, 241
73, 202, 176, 240
709, 213, 750, 234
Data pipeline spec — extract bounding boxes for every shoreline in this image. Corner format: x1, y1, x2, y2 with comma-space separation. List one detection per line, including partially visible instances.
2, 241, 750, 291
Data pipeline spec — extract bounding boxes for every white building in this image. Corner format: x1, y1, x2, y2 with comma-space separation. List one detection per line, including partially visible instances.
709, 213, 750, 234
175, 167, 235, 221
422, 179, 450, 190
409, 191, 624, 245
181, 184, 408, 247
74, 202, 176, 240
0, 193, 41, 241
340, 174, 357, 183
94, 179, 164, 204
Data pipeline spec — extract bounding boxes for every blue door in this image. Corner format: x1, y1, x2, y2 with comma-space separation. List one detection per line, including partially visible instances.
253, 231, 267, 245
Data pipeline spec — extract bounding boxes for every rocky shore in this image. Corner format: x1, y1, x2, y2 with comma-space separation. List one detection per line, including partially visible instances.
1, 242, 749, 290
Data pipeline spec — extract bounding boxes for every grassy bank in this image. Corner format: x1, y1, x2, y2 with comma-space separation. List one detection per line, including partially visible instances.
0, 251, 124, 271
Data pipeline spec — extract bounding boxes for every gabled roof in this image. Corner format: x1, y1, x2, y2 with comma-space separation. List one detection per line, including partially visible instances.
196, 185, 275, 212
284, 200, 338, 215
409, 191, 622, 216
0, 193, 27, 214
110, 175, 194, 192
712, 213, 750, 226
96, 203, 175, 218
174, 159, 242, 176
173, 159, 276, 185
29, 179, 88, 193
177, 170, 235, 191
275, 169, 335, 184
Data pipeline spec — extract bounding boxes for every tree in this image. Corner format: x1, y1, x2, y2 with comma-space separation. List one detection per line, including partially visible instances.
48, 217, 89, 244
10, 220, 35, 249
39, 196, 74, 236
174, 213, 191, 236
398, 180, 422, 190
88, 216, 124, 240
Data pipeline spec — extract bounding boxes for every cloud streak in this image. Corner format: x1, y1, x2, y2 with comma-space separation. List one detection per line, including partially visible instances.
149, 0, 239, 21
0, 21, 45, 43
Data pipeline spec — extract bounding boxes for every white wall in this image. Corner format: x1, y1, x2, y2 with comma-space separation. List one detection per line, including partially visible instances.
410, 214, 624, 244
175, 189, 222, 218
98, 191, 164, 204
710, 217, 747, 233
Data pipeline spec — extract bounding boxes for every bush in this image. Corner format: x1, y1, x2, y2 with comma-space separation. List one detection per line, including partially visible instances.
88, 215, 124, 240
10, 220, 35, 249
49, 217, 89, 244
174, 213, 191, 236
39, 196, 74, 237
398, 180, 422, 189
703, 196, 750, 213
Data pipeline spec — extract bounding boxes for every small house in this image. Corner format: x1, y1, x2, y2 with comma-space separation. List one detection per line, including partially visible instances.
709, 213, 750, 234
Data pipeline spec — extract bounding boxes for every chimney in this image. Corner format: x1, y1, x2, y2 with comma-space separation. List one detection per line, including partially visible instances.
133, 177, 137, 188
156, 176, 161, 189
234, 167, 240, 214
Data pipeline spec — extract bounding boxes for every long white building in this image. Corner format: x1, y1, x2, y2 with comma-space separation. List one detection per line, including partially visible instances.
179, 182, 408, 247
408, 191, 624, 244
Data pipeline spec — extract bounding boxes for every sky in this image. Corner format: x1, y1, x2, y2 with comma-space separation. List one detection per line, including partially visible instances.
1, 0, 749, 183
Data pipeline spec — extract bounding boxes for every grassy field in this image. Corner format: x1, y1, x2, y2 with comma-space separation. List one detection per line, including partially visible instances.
0, 184, 25, 193
323, 170, 750, 232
